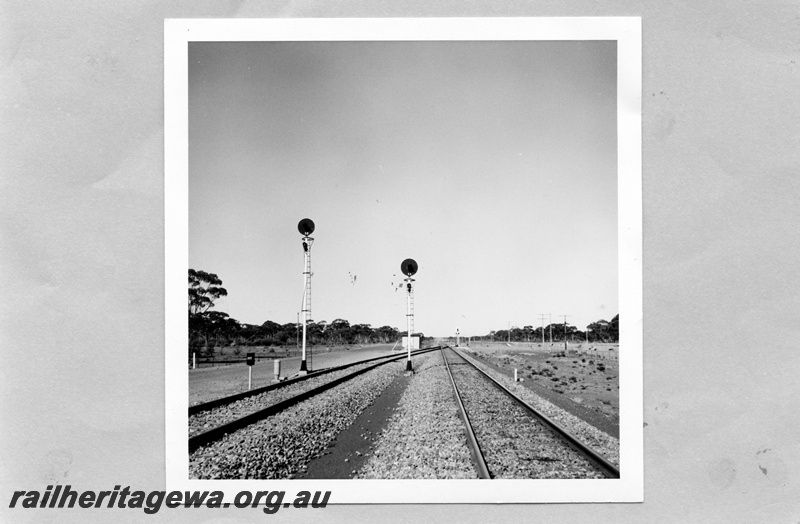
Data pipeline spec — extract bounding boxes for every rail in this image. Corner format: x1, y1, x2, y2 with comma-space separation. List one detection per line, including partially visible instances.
445, 345, 620, 479
440, 346, 491, 479
189, 346, 442, 453
190, 346, 439, 415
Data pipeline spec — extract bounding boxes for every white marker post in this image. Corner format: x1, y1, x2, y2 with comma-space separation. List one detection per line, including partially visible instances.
298, 219, 315, 374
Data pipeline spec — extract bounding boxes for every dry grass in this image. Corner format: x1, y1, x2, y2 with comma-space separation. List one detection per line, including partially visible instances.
464, 342, 619, 425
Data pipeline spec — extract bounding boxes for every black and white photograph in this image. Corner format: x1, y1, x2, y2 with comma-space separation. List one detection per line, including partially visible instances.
165, 18, 642, 503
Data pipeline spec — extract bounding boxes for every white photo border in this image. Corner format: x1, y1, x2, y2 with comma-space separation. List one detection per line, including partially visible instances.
165, 17, 642, 503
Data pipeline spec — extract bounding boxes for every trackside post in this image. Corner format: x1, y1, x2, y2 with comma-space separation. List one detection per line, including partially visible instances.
246, 352, 255, 390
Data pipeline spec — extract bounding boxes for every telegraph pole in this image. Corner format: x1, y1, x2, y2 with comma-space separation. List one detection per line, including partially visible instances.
539, 314, 547, 346
562, 314, 571, 352
298, 218, 315, 374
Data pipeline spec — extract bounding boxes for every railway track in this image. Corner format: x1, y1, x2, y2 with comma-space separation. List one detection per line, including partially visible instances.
189, 346, 440, 453
189, 345, 619, 480
190, 346, 438, 415
441, 345, 620, 479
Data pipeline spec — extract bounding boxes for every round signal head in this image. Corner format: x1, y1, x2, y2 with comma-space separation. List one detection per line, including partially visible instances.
401, 258, 418, 276
298, 218, 315, 236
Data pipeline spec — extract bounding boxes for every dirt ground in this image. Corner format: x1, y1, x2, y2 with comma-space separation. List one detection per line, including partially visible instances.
463, 342, 619, 429
193, 342, 397, 364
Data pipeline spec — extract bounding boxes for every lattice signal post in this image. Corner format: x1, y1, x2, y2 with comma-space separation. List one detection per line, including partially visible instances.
401, 258, 418, 373
298, 218, 315, 374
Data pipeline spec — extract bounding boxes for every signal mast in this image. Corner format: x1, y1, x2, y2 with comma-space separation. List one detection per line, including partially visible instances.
298, 218, 315, 374
401, 258, 418, 373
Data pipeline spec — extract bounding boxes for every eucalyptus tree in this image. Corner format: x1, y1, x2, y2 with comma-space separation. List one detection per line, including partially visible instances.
189, 269, 228, 315
188, 269, 229, 355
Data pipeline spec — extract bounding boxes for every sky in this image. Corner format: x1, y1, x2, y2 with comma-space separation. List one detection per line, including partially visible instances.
188, 40, 618, 338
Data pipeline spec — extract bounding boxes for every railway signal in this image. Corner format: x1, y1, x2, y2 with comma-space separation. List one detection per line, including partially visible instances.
298, 218, 315, 374
246, 352, 255, 390
401, 258, 418, 373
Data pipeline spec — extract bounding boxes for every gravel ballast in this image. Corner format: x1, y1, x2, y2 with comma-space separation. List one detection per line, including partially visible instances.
443, 348, 607, 479
357, 351, 476, 479
189, 360, 404, 479
188, 346, 619, 480
188, 361, 377, 438
456, 348, 620, 468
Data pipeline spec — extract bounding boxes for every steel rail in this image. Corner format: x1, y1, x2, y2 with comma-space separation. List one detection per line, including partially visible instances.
190, 346, 440, 415
446, 345, 621, 479
440, 347, 492, 479
189, 346, 442, 453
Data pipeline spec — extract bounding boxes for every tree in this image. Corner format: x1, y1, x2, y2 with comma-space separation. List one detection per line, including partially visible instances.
188, 269, 229, 356
522, 325, 534, 342
586, 315, 619, 343
376, 325, 399, 343
327, 319, 352, 345
609, 314, 619, 341
189, 269, 228, 315
351, 323, 374, 344
189, 310, 238, 354
306, 321, 324, 345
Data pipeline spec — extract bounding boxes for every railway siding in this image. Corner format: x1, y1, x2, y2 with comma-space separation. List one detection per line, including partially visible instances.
189, 362, 376, 438
189, 360, 404, 479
